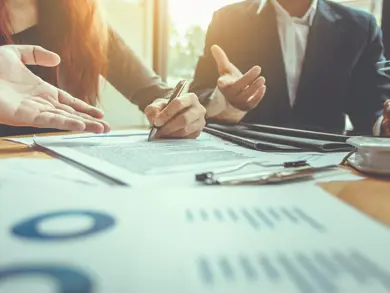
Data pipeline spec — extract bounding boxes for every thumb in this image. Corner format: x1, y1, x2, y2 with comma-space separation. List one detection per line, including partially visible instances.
211, 45, 232, 75
144, 99, 167, 125
14, 45, 61, 67
217, 75, 235, 88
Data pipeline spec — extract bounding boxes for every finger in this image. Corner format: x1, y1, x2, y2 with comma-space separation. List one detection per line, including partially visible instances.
144, 99, 168, 125
155, 105, 205, 137
185, 131, 202, 139
247, 85, 266, 109
230, 77, 265, 110
383, 119, 390, 136
384, 100, 390, 117
35, 92, 98, 125
33, 93, 74, 114
77, 112, 111, 133
57, 89, 104, 119
15, 45, 61, 67
30, 96, 55, 109
217, 75, 237, 88
45, 109, 107, 133
33, 112, 86, 131
144, 107, 160, 125
55, 101, 110, 133
211, 45, 231, 75
58, 109, 110, 133
49, 99, 77, 115
154, 93, 198, 127
220, 66, 261, 95
217, 67, 261, 99
234, 76, 265, 103
157, 118, 206, 139
35, 89, 109, 132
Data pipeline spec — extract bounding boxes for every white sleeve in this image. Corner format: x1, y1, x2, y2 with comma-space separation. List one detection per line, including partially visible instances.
373, 115, 384, 136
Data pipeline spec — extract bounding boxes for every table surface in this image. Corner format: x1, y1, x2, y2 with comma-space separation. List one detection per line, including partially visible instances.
1, 133, 390, 227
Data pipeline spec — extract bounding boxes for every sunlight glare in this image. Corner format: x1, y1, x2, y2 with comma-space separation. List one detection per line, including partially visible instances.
168, 0, 243, 32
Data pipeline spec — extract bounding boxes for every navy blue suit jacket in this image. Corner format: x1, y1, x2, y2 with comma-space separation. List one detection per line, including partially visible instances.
191, 0, 390, 134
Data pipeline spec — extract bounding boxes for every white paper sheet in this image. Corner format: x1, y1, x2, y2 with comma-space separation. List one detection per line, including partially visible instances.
0, 183, 389, 293
28, 131, 360, 187
5, 129, 151, 146
5, 130, 361, 187
0, 158, 104, 186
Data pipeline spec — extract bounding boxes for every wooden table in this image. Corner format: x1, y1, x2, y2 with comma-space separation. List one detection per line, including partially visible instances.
1, 134, 390, 227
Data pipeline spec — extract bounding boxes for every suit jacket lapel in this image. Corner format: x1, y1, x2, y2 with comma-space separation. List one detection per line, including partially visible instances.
245, 2, 292, 124
294, 0, 342, 111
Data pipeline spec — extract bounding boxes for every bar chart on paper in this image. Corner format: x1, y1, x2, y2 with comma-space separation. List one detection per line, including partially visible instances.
185, 206, 326, 232
2, 184, 390, 293
196, 250, 390, 293
164, 186, 390, 293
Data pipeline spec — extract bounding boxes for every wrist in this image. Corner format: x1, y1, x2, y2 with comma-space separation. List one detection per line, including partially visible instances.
206, 88, 247, 123
204, 87, 227, 118
206, 87, 247, 122
382, 118, 390, 136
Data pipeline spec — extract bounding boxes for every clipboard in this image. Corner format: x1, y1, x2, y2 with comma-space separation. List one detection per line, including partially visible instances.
203, 127, 304, 152
196, 161, 339, 185
205, 124, 354, 153
239, 123, 350, 142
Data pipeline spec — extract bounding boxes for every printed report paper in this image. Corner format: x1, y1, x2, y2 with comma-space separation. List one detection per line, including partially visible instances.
0, 183, 389, 293
28, 130, 359, 187
0, 158, 104, 186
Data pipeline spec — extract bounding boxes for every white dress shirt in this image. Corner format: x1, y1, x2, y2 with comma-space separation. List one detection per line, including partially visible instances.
257, 0, 382, 134
258, 0, 318, 107
208, 0, 383, 134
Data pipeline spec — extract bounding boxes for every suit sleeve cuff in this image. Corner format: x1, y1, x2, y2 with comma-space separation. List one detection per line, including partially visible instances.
373, 115, 384, 136
204, 88, 229, 118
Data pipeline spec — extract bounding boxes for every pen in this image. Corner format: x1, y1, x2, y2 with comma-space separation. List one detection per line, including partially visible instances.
148, 79, 189, 141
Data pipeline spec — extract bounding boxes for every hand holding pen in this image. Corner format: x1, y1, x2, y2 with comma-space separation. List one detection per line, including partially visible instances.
144, 80, 207, 140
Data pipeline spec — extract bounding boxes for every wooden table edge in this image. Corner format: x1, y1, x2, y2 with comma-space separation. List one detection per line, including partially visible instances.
1, 134, 390, 227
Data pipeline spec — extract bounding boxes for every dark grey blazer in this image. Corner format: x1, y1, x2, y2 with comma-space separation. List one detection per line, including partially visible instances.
191, 0, 390, 134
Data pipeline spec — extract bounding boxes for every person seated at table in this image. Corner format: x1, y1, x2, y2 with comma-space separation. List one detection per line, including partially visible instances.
0, 0, 206, 139
0, 44, 109, 132
190, 0, 390, 136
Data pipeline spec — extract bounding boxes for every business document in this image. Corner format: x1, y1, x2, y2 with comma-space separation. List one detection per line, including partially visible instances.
30, 130, 358, 187
1, 183, 389, 293
0, 158, 104, 186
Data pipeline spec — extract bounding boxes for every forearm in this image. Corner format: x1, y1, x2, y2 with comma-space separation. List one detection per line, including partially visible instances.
127, 82, 171, 112
373, 115, 383, 136
105, 27, 172, 111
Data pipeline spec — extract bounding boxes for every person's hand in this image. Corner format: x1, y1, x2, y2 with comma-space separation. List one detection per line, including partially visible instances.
382, 100, 390, 136
211, 45, 266, 111
144, 93, 206, 139
0, 45, 110, 133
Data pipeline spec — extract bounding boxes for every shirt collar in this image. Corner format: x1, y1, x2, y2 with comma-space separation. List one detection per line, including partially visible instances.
257, 0, 318, 26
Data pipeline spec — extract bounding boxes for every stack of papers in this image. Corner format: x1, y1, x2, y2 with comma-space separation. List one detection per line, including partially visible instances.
0, 183, 389, 292
7, 130, 362, 187
0, 130, 385, 293
0, 158, 104, 186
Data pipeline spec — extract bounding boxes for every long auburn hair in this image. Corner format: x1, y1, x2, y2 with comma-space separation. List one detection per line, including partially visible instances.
0, 0, 108, 105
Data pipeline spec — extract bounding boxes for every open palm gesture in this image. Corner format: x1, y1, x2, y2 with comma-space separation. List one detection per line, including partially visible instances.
211, 45, 266, 111
0, 45, 110, 133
